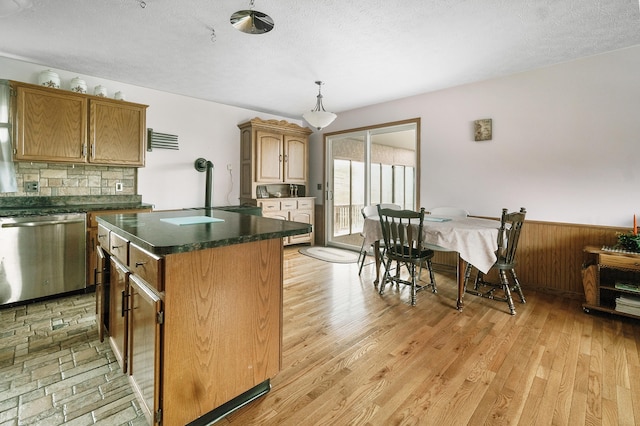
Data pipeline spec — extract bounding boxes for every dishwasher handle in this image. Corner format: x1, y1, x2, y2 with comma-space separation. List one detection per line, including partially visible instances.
2, 218, 86, 228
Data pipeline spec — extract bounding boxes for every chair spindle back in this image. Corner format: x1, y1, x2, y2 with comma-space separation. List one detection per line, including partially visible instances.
498, 207, 527, 264
377, 206, 426, 260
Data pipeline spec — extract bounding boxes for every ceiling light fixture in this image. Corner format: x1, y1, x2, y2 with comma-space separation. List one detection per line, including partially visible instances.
303, 81, 337, 131
230, 0, 274, 35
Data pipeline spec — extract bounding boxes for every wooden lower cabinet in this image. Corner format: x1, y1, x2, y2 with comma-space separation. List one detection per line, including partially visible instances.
87, 208, 151, 286
128, 275, 163, 424
98, 234, 283, 425
95, 245, 109, 343
258, 197, 314, 245
109, 257, 130, 374
161, 238, 282, 425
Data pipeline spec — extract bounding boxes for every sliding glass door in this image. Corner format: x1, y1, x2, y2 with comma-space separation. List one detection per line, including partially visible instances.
325, 119, 419, 250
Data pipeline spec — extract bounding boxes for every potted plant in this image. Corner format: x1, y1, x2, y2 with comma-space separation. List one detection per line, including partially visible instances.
615, 231, 640, 253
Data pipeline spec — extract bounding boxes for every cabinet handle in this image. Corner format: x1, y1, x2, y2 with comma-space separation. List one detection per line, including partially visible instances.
284, 154, 288, 162
82, 144, 87, 158
279, 154, 283, 162
112, 245, 122, 250
135, 261, 147, 267
121, 291, 126, 316
91, 142, 96, 159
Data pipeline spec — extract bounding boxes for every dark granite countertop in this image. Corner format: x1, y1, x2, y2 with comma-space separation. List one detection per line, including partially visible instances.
97, 209, 312, 256
0, 195, 152, 217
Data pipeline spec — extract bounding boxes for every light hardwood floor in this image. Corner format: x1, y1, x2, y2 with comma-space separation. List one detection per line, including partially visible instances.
226, 247, 640, 425
1, 247, 639, 425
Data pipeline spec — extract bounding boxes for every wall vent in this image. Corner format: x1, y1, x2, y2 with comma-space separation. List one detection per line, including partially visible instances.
147, 128, 179, 151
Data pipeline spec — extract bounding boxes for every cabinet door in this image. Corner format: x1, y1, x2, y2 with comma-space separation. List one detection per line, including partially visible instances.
256, 131, 283, 182
284, 135, 308, 183
110, 257, 130, 373
89, 100, 146, 166
95, 246, 109, 343
262, 211, 288, 221
87, 228, 98, 286
240, 127, 253, 200
14, 85, 87, 163
129, 275, 162, 425
288, 209, 313, 245
97, 224, 110, 248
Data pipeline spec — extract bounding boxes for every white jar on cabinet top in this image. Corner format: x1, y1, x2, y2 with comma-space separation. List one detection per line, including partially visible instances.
70, 77, 87, 93
38, 69, 60, 88
94, 85, 107, 97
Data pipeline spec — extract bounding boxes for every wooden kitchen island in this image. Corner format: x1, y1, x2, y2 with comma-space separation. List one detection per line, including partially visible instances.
96, 209, 311, 426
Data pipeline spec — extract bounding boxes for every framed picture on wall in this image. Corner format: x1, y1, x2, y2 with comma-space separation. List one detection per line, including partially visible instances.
474, 118, 492, 141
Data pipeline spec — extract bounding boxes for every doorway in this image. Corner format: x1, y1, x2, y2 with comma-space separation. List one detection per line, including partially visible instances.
324, 118, 420, 250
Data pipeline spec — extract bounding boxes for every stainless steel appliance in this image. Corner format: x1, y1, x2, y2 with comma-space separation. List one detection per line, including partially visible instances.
0, 213, 86, 307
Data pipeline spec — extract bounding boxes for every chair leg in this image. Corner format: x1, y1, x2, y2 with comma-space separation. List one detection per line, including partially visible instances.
509, 269, 526, 304
463, 263, 473, 293
357, 241, 367, 275
379, 259, 394, 295
410, 263, 417, 306
499, 270, 516, 315
426, 259, 437, 293
474, 271, 484, 291
464, 265, 523, 315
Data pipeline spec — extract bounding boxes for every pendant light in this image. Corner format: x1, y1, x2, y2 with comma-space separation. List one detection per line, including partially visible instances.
303, 81, 337, 131
230, 0, 274, 34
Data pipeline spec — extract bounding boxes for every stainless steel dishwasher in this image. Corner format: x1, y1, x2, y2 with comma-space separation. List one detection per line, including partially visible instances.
0, 213, 86, 307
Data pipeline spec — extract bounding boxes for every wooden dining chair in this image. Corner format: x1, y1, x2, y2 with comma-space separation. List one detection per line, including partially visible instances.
377, 205, 436, 306
358, 205, 381, 275
463, 207, 527, 315
358, 203, 401, 275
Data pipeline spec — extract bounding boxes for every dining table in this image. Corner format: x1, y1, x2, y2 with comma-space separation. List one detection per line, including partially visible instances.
362, 214, 502, 311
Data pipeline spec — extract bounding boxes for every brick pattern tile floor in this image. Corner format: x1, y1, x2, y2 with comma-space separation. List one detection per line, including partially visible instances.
0, 292, 148, 425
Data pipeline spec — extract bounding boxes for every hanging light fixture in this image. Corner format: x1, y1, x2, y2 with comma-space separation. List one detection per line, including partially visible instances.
303, 81, 337, 131
230, 0, 274, 34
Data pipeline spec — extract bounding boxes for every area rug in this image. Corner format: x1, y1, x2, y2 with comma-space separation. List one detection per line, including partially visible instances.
299, 246, 360, 264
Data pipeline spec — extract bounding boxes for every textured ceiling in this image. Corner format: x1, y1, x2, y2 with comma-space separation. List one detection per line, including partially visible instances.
1, 0, 639, 121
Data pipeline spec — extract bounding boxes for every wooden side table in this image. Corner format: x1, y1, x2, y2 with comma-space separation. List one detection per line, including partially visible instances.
582, 245, 640, 319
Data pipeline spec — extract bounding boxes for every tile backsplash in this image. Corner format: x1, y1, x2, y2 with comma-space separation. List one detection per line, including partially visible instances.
0, 162, 137, 197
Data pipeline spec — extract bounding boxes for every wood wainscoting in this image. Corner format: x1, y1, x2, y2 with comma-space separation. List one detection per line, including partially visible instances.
430, 218, 627, 300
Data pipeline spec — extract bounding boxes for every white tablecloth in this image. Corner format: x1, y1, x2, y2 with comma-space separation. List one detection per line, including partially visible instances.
363, 216, 501, 273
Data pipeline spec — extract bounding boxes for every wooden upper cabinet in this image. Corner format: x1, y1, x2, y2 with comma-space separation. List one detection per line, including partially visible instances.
90, 99, 146, 166
238, 118, 312, 202
14, 84, 87, 163
283, 135, 307, 183
11, 81, 147, 167
256, 131, 284, 182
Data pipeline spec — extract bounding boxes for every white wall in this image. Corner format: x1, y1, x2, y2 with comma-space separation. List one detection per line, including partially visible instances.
6, 44, 640, 226
309, 46, 640, 227
0, 56, 298, 210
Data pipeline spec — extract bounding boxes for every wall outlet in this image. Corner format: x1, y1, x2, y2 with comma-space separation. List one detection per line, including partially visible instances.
25, 181, 39, 192
227, 164, 233, 171
115, 182, 123, 192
